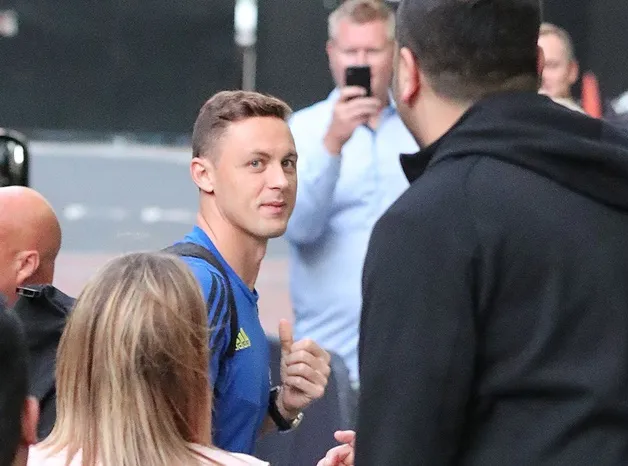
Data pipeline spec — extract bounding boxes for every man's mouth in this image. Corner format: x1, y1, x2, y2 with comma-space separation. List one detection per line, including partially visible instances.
261, 201, 287, 214
262, 201, 286, 208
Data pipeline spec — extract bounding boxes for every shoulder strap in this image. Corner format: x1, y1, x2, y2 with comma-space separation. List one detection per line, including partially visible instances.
163, 243, 239, 358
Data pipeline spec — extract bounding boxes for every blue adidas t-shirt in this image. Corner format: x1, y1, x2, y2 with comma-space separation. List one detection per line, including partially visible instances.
176, 226, 270, 454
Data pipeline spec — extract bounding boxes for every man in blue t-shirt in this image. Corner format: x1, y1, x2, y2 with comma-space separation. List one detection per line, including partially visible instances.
172, 90, 331, 455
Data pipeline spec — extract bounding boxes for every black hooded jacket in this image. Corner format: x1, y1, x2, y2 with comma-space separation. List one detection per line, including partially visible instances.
356, 92, 628, 465
13, 285, 73, 440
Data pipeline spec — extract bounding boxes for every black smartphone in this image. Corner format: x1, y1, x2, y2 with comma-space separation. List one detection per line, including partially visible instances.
345, 65, 372, 97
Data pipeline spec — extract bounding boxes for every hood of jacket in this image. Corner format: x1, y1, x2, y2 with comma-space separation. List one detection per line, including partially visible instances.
402, 91, 628, 211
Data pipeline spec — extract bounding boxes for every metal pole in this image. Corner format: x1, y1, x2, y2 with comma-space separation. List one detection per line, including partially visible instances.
242, 45, 257, 91
235, 0, 258, 91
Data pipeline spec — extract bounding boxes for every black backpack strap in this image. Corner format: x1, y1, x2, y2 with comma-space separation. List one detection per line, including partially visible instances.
163, 243, 239, 358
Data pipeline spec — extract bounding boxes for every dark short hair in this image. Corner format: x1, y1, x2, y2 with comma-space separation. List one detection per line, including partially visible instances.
192, 90, 292, 159
396, 0, 542, 102
0, 295, 29, 466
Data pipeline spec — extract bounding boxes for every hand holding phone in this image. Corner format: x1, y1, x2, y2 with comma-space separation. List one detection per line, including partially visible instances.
345, 65, 372, 97
323, 67, 381, 155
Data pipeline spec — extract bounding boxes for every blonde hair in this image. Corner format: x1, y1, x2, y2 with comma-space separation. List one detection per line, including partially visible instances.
328, 0, 395, 41
41, 252, 214, 466
540, 22, 576, 61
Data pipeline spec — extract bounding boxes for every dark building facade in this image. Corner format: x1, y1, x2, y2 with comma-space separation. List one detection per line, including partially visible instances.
1, 0, 626, 134
0, 0, 240, 135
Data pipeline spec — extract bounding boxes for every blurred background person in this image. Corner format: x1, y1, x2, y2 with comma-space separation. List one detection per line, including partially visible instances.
538, 22, 584, 112
285, 0, 418, 394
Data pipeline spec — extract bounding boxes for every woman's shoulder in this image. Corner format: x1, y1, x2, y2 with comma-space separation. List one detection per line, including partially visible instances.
27, 445, 79, 465
191, 444, 270, 466
30, 443, 269, 466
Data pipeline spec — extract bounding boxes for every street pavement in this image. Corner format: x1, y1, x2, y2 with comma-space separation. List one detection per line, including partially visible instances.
29, 140, 292, 335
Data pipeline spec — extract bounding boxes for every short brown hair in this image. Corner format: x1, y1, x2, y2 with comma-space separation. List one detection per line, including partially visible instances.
328, 0, 395, 40
397, 0, 541, 102
540, 22, 576, 61
192, 90, 292, 159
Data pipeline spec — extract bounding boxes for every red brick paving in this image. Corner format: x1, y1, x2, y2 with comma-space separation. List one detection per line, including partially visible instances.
54, 252, 293, 336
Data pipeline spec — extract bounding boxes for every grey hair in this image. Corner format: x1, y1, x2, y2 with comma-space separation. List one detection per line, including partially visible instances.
540, 22, 576, 61
328, 0, 395, 41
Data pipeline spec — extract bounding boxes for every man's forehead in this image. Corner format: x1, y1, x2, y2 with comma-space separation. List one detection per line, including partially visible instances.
226, 115, 289, 131
334, 19, 389, 42
222, 136, 297, 158
246, 144, 297, 157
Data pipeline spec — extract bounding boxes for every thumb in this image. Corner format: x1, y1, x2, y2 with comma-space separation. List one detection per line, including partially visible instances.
334, 430, 356, 445
279, 319, 294, 356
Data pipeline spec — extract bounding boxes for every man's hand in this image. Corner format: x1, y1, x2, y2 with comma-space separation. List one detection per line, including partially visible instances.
277, 319, 331, 419
324, 86, 381, 155
317, 431, 356, 466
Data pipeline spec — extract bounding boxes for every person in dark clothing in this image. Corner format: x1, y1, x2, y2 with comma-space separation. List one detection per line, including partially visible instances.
12, 285, 74, 440
355, 1, 628, 465
0, 295, 39, 466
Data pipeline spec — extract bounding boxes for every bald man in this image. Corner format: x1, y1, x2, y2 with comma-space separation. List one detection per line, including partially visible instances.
0, 187, 61, 305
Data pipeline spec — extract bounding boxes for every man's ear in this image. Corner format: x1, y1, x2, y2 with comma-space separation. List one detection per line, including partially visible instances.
326, 39, 339, 83
568, 60, 580, 86
190, 157, 216, 194
397, 46, 420, 105
15, 251, 39, 289
22, 396, 39, 446
326, 39, 333, 58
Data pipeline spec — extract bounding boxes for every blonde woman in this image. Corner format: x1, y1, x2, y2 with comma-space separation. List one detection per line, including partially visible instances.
27, 252, 268, 466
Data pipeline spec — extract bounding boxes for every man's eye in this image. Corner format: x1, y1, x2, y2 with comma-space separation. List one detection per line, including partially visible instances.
250, 160, 261, 168
282, 159, 296, 168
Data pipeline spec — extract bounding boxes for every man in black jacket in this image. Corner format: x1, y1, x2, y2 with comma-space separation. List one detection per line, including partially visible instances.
13, 286, 73, 440
355, 0, 628, 465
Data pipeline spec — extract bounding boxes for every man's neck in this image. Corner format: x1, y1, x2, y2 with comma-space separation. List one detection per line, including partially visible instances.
367, 114, 381, 130
196, 213, 267, 290
413, 94, 472, 147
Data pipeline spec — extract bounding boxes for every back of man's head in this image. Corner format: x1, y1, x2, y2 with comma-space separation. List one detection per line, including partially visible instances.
396, 0, 541, 102
0, 295, 29, 466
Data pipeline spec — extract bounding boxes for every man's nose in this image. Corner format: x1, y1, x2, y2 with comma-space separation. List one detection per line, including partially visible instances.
268, 163, 289, 189
354, 50, 368, 66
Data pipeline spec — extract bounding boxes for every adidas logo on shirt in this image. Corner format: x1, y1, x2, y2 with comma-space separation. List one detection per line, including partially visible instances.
235, 328, 252, 351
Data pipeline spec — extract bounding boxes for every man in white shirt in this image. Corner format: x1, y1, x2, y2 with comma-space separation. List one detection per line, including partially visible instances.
285, 0, 417, 389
